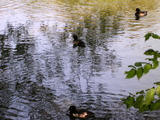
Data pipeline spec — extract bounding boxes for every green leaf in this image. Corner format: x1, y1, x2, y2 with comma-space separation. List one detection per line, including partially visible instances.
128, 65, 136, 68
137, 67, 143, 79
125, 69, 136, 79
129, 93, 135, 96
136, 90, 144, 95
143, 63, 152, 74
134, 95, 144, 108
152, 60, 159, 69
139, 105, 149, 112
156, 86, 160, 97
154, 82, 160, 85
152, 34, 160, 39
153, 52, 158, 60
144, 33, 152, 41
144, 49, 155, 55
122, 96, 135, 108
146, 58, 154, 61
150, 100, 160, 110
134, 62, 142, 67
144, 88, 155, 106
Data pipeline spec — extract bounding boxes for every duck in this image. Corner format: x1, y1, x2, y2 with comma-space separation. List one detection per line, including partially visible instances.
135, 8, 147, 19
72, 34, 85, 48
67, 106, 95, 119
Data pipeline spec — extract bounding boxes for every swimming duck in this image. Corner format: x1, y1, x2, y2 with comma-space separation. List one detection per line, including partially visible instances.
72, 34, 85, 48
135, 8, 147, 17
67, 106, 95, 119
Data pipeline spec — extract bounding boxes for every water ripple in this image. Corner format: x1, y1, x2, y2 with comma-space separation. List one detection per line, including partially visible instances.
0, 0, 26, 11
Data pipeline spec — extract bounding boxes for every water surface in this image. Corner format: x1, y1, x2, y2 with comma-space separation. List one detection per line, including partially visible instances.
0, 0, 160, 120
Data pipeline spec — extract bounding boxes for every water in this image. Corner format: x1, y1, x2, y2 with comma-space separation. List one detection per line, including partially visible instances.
0, 0, 160, 120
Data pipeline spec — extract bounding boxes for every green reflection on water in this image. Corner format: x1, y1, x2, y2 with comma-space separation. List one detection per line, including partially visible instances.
51, 0, 159, 33
57, 0, 159, 14
24, 0, 160, 33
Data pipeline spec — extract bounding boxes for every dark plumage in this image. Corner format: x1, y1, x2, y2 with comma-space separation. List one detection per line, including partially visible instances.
135, 8, 147, 20
67, 106, 95, 119
72, 34, 85, 48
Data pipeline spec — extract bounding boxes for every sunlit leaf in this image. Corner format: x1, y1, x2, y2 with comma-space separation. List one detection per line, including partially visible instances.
144, 49, 155, 55
156, 86, 160, 97
122, 96, 135, 108
137, 67, 143, 79
145, 88, 155, 106
143, 63, 152, 74
134, 62, 142, 67
144, 33, 152, 41
122, 86, 160, 112
125, 69, 136, 79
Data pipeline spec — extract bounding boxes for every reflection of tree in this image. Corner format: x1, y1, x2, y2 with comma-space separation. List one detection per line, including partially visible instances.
0, 20, 159, 119
0, 35, 11, 70
16, 43, 29, 55
0, 23, 36, 119
16, 82, 58, 120
0, 23, 35, 82
0, 81, 13, 120
65, 10, 123, 118
98, 10, 121, 35
0, 20, 120, 119
0, 22, 70, 119
68, 22, 121, 116
71, 11, 121, 75
45, 54, 65, 79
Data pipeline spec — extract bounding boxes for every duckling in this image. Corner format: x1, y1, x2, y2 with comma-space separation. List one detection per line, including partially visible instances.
135, 8, 147, 17
72, 34, 85, 48
67, 106, 95, 119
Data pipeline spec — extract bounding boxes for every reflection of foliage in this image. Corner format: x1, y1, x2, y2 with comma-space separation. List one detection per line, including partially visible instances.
0, 23, 35, 72
122, 33, 160, 112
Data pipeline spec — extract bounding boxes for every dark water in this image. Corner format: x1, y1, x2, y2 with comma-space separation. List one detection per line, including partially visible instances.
0, 0, 160, 120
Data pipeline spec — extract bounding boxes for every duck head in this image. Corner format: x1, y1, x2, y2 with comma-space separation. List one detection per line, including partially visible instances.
72, 34, 78, 40
136, 8, 140, 12
69, 106, 77, 113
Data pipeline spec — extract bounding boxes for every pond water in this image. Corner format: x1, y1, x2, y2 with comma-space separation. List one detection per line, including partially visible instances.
0, 0, 160, 120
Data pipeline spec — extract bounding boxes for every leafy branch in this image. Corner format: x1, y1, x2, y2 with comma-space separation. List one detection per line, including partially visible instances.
122, 82, 160, 112
122, 33, 160, 112
125, 33, 160, 79
144, 33, 160, 41
125, 49, 160, 79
